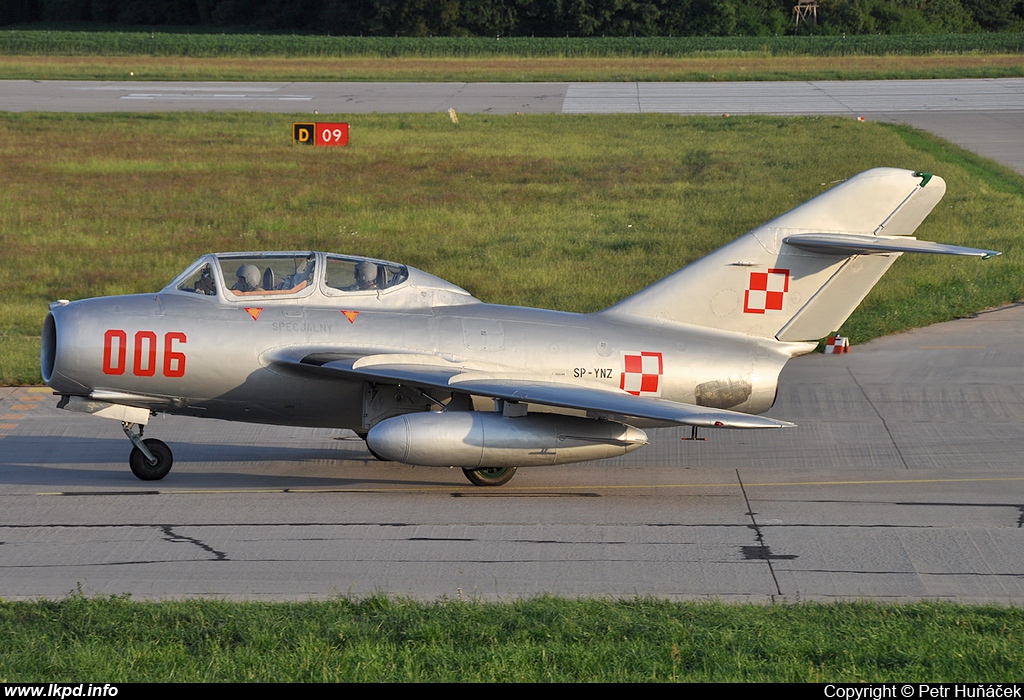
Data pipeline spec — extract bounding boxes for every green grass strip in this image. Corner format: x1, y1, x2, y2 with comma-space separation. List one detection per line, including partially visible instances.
2, 30, 1023, 58
2, 595, 1023, 681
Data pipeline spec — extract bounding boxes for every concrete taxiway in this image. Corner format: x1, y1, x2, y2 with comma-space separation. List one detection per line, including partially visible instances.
2, 305, 1023, 601
1, 78, 1022, 601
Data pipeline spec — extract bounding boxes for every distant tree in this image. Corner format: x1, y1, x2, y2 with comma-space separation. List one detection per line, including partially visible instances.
113, 0, 202, 25
961, 0, 1021, 29
734, 0, 789, 35
0, 0, 42, 25
318, 1, 381, 35
461, 0, 520, 35
0, 0, 1020, 34
40, 0, 91, 22
816, 0, 876, 34
919, 0, 981, 32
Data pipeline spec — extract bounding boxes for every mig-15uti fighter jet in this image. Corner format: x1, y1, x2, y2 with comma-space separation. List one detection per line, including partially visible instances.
42, 168, 999, 486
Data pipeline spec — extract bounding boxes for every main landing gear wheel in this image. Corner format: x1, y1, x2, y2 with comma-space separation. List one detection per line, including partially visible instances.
462, 465, 517, 487
129, 439, 173, 481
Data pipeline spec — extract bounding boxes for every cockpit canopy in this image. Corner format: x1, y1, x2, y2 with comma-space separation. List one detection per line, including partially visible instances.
166, 251, 474, 308
173, 252, 409, 298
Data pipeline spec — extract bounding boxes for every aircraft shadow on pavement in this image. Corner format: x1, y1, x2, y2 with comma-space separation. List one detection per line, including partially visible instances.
0, 434, 469, 489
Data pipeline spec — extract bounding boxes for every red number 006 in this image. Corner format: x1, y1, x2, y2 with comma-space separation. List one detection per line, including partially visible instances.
103, 330, 187, 377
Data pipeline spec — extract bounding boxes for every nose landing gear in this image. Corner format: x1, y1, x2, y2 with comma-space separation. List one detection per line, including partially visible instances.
122, 422, 173, 481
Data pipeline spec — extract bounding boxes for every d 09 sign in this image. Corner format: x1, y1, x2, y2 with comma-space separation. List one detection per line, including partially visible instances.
292, 121, 349, 147
103, 330, 187, 377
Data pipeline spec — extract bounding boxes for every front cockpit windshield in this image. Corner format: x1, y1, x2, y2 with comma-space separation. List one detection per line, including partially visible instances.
176, 263, 218, 296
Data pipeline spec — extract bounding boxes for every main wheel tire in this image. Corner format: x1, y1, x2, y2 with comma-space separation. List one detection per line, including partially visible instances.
462, 465, 517, 487
129, 439, 173, 481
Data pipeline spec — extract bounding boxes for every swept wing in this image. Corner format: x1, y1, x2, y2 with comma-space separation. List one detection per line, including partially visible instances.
268, 351, 793, 430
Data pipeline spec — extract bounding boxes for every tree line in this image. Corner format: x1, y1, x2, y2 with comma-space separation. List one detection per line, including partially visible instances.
4, 0, 1022, 35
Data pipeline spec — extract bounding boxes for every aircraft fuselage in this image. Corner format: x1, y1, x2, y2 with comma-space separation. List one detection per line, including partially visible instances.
44, 288, 792, 431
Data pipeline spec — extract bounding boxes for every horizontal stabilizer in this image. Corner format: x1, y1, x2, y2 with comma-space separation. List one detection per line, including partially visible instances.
784, 233, 1000, 259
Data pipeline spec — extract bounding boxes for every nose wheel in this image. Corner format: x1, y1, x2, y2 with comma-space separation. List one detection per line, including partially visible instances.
122, 422, 174, 481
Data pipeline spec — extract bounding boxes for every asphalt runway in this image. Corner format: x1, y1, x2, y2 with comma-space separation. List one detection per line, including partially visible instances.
2, 79, 1023, 601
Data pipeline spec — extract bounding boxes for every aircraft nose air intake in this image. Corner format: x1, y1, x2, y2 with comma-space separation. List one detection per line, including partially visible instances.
41, 312, 57, 384
41, 302, 91, 396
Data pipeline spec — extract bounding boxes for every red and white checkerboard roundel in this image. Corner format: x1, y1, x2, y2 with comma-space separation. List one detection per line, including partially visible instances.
744, 268, 790, 314
620, 351, 663, 397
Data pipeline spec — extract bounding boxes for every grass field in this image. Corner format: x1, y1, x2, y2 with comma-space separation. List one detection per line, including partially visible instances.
1, 111, 1022, 384
3, 595, 1023, 681
2, 53, 1024, 81
4, 53, 1024, 81
1, 30, 1023, 81
4, 30, 1023, 57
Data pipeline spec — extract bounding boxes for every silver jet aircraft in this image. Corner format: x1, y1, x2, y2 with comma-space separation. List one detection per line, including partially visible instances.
42, 168, 999, 486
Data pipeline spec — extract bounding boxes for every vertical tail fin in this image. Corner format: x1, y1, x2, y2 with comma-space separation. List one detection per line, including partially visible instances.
601, 168, 997, 342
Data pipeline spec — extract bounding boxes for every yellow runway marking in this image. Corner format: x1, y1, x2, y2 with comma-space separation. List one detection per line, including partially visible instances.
33, 474, 1024, 497
0, 388, 49, 440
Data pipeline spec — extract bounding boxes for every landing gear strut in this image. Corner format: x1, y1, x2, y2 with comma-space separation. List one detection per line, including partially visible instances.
122, 422, 174, 481
462, 466, 517, 487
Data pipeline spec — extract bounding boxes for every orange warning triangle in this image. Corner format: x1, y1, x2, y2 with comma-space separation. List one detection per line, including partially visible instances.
341, 310, 359, 324
245, 307, 262, 321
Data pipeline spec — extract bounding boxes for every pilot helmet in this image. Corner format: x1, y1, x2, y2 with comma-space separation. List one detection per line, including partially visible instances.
235, 264, 261, 292
356, 261, 379, 289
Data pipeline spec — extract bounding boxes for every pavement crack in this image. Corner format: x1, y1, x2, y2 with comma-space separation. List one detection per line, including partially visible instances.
806, 80, 856, 114
159, 525, 228, 561
847, 366, 909, 469
736, 469, 784, 595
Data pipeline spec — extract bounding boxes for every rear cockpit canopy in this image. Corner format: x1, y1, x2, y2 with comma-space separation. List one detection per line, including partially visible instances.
166, 252, 476, 307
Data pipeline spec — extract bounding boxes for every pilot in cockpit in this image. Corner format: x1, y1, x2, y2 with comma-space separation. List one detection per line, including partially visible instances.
233, 264, 263, 293
354, 261, 379, 290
